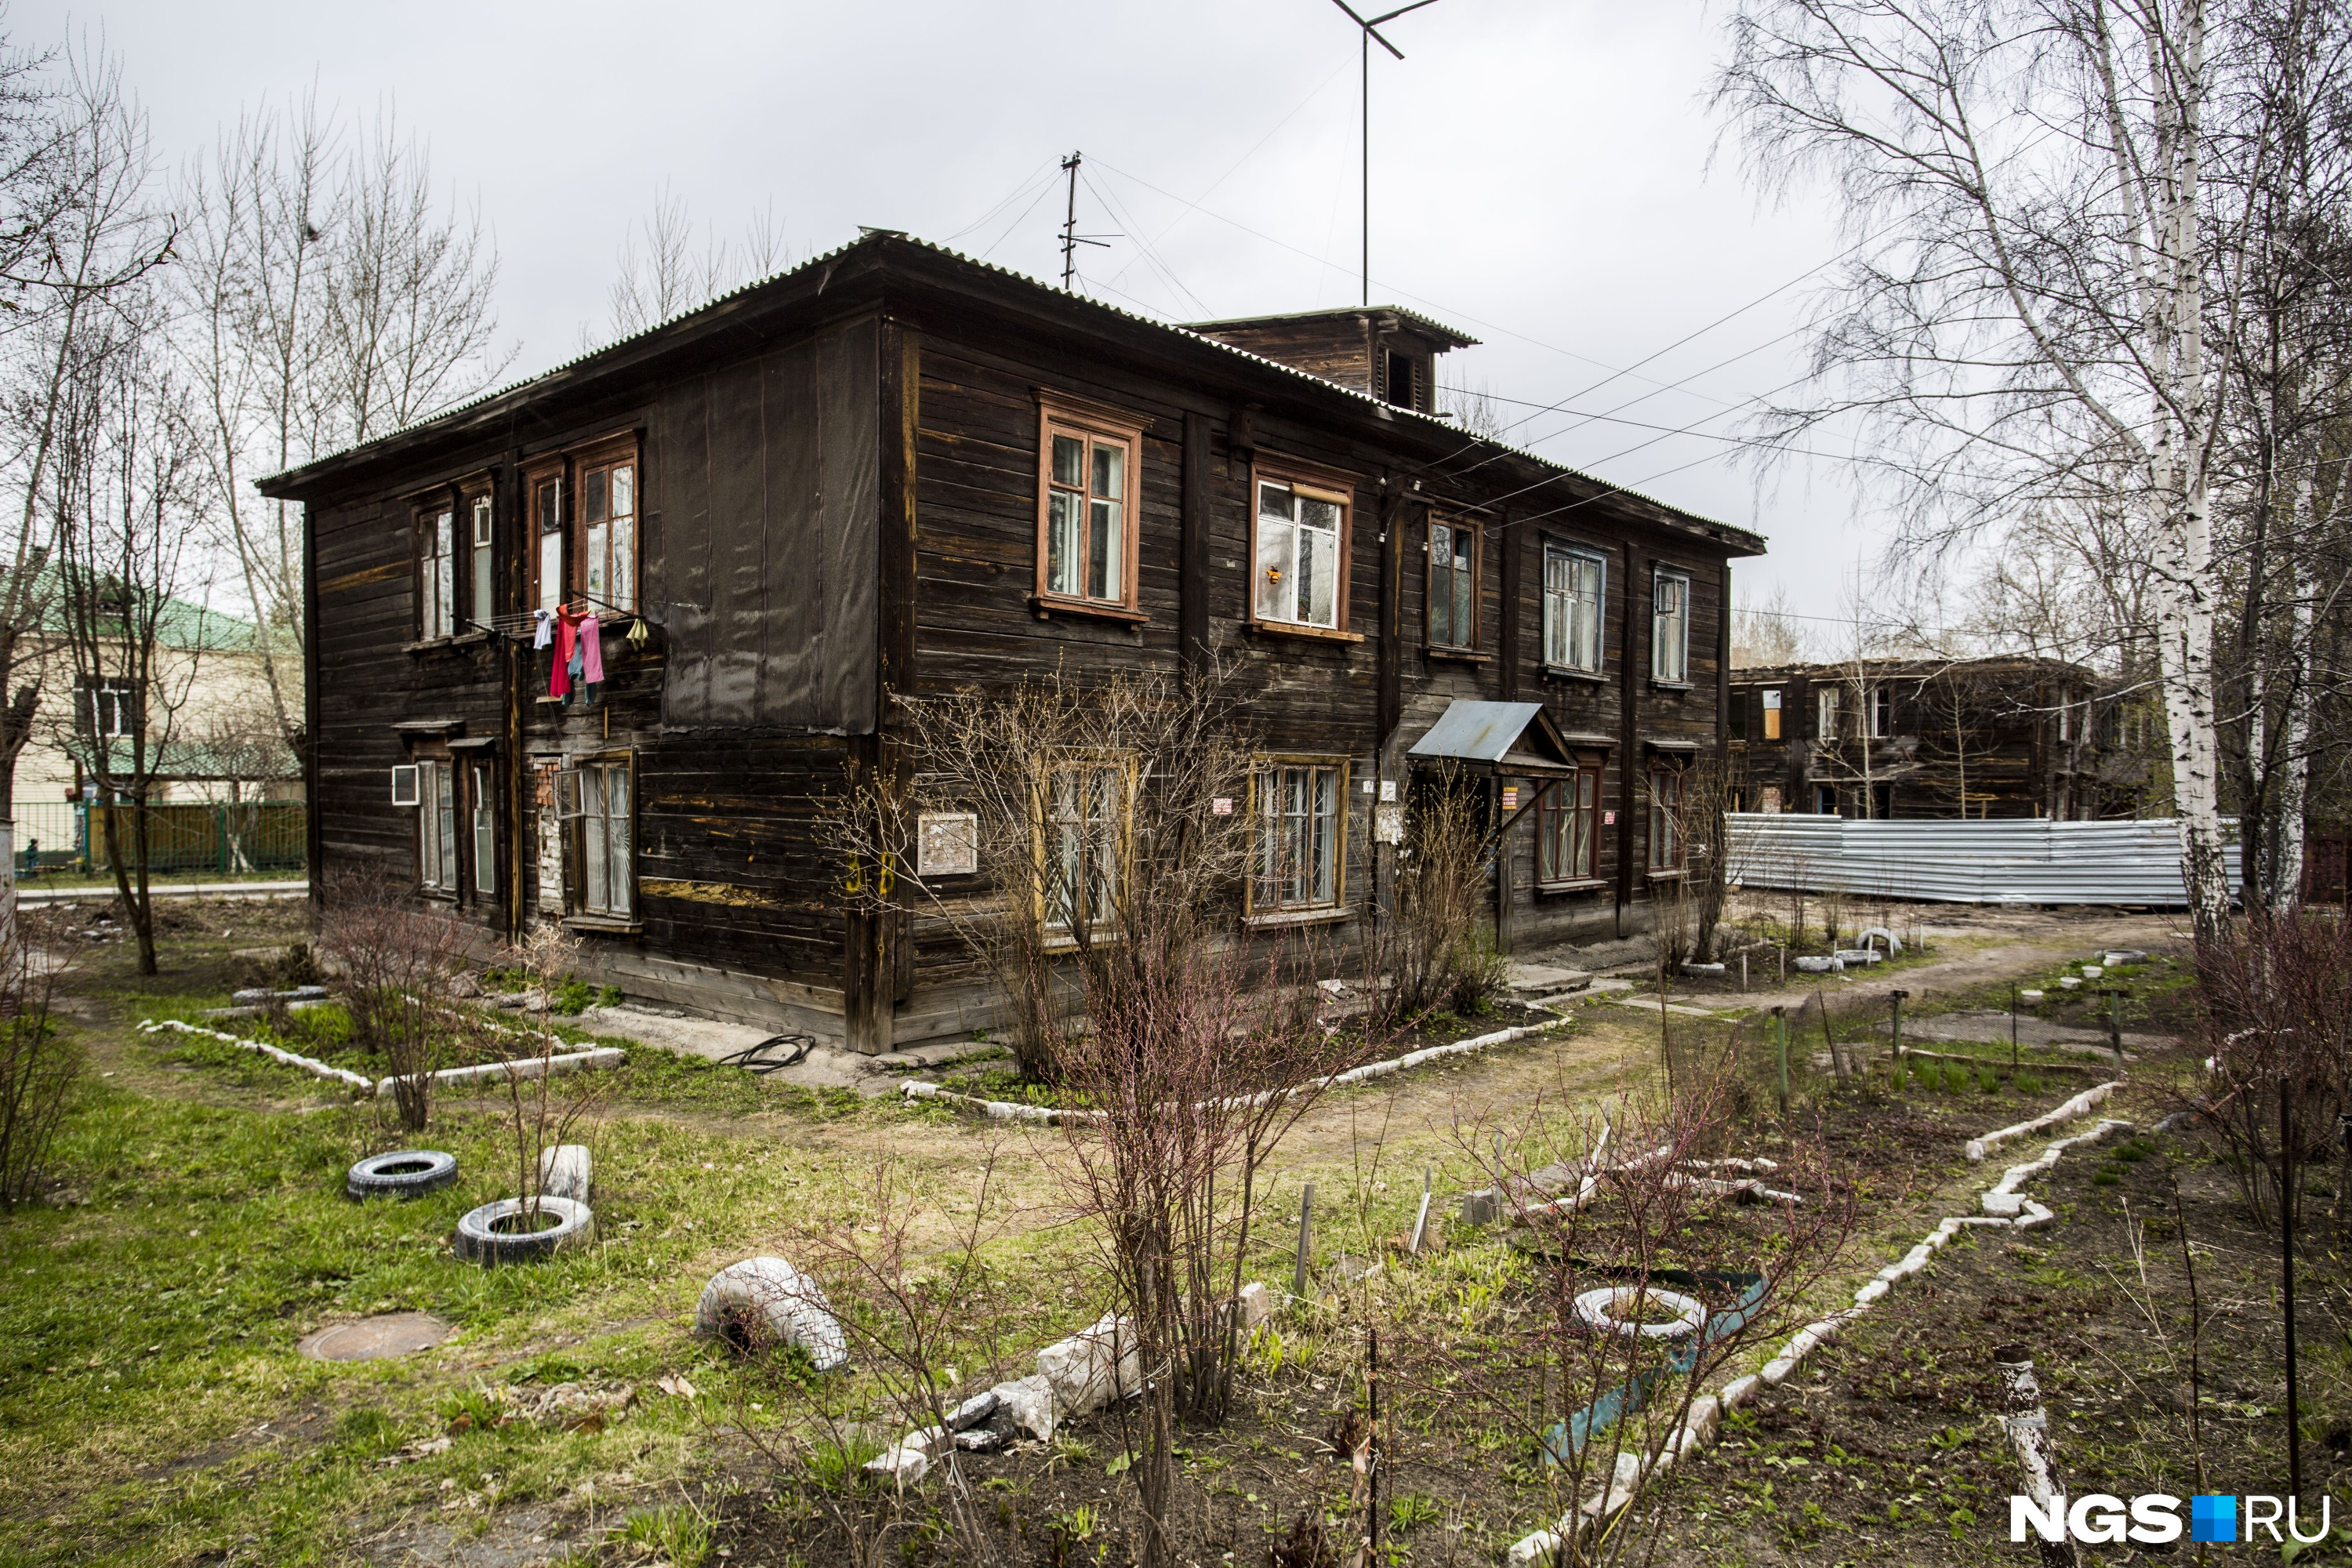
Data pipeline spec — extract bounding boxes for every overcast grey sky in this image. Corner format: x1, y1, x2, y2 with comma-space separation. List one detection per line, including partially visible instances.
34, 0, 1891, 631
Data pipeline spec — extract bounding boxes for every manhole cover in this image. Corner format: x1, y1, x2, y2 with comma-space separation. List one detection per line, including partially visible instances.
298, 1312, 453, 1362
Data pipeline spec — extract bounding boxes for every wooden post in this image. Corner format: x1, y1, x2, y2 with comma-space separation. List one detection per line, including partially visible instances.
2283, 1076, 2303, 1503
1294, 1182, 1315, 1300
1408, 1167, 1432, 1254
2010, 982, 2020, 1075
1889, 989, 1909, 1085
2105, 988, 2126, 1072
1773, 1005, 1788, 1113
1993, 1346, 2081, 1567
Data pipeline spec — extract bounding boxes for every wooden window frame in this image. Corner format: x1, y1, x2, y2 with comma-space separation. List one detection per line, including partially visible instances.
1541, 539, 1607, 676
572, 437, 641, 616
1536, 759, 1607, 890
1033, 393, 1147, 623
1871, 684, 1894, 739
1245, 754, 1351, 924
415, 496, 458, 641
1648, 763, 1687, 874
1425, 514, 1480, 652
416, 755, 458, 895
1817, 684, 1841, 739
1762, 688, 1783, 740
1248, 459, 1359, 641
469, 758, 497, 898
557, 750, 637, 925
1027, 751, 1136, 946
526, 459, 566, 615
1650, 566, 1693, 686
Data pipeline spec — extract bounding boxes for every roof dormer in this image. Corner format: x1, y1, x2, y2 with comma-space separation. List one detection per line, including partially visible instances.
1182, 306, 1478, 414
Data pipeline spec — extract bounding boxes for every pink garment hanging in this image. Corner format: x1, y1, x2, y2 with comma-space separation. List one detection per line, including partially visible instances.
579, 614, 604, 685
550, 610, 578, 700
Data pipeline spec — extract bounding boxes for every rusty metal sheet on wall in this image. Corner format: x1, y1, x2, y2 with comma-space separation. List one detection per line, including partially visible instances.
658, 314, 880, 734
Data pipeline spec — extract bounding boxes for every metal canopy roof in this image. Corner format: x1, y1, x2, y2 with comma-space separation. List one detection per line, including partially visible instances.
1406, 701, 1583, 775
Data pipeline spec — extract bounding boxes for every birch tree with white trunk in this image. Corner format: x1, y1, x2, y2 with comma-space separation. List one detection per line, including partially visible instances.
1711, 0, 2303, 937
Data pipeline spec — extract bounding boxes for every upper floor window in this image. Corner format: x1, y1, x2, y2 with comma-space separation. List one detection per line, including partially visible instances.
1762, 688, 1783, 739
1729, 692, 1749, 742
1428, 518, 1478, 650
1871, 685, 1894, 739
528, 437, 639, 617
1544, 544, 1605, 673
578, 452, 637, 614
86, 680, 141, 739
1817, 685, 1841, 739
418, 503, 456, 639
532, 472, 564, 614
1383, 348, 1422, 410
1035, 396, 1145, 615
467, 493, 495, 631
1253, 470, 1352, 632
1651, 568, 1690, 684
1252, 758, 1346, 916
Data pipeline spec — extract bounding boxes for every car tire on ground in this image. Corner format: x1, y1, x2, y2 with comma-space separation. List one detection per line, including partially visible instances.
453, 1196, 594, 1264
346, 1149, 459, 1200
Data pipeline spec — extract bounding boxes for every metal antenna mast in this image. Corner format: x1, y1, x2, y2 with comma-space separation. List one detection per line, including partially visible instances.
1330, 0, 1440, 306
1058, 151, 1111, 290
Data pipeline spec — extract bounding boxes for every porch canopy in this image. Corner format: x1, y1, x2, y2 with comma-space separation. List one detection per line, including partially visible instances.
1405, 700, 1588, 779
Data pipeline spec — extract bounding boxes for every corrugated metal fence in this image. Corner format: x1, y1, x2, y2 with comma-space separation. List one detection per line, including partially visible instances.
1724, 814, 2239, 906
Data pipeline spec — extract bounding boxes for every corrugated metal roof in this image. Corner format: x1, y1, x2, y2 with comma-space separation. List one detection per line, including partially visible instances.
259, 234, 1766, 552
1408, 701, 1549, 764
1181, 303, 1481, 350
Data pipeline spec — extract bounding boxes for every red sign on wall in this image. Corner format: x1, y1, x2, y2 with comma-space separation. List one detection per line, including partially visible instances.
1603, 810, 1617, 826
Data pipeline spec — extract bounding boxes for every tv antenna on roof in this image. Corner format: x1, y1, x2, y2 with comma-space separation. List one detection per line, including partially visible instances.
1058, 151, 1116, 290
1329, 0, 1442, 306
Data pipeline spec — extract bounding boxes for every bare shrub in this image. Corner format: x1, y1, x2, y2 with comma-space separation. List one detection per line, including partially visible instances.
1378, 771, 1505, 1022
316, 870, 470, 1131
488, 923, 601, 1221
1416, 1058, 1857, 1565
2193, 911, 2352, 1227
0, 930, 80, 1209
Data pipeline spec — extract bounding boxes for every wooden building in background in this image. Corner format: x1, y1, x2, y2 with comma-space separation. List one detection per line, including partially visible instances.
263, 234, 1762, 1051
1724, 655, 2152, 820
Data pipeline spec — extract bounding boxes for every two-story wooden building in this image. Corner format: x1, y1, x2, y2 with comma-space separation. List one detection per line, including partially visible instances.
263, 234, 1763, 1051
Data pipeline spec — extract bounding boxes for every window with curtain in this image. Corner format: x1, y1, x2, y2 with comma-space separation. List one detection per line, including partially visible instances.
560, 758, 633, 917
1428, 518, 1477, 649
1542, 544, 1604, 672
1254, 760, 1345, 913
1254, 479, 1348, 630
1036, 760, 1126, 938
418, 760, 456, 891
578, 453, 637, 614
1037, 408, 1142, 611
1537, 764, 1603, 884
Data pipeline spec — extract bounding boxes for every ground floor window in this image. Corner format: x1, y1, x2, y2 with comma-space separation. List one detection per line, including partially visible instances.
1813, 783, 1838, 816
417, 760, 456, 891
1254, 760, 1345, 914
1036, 760, 1126, 939
1650, 768, 1686, 871
1537, 764, 1602, 884
559, 757, 633, 917
471, 762, 497, 896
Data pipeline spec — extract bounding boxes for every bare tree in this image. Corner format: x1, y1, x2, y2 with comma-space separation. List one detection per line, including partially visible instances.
1728, 581, 1811, 667
49, 296, 208, 975
1711, 0, 2330, 937
174, 100, 509, 760
317, 869, 468, 1131
604, 185, 788, 342
0, 43, 171, 829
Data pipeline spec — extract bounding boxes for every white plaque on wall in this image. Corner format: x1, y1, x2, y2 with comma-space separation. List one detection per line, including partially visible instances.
916, 811, 979, 877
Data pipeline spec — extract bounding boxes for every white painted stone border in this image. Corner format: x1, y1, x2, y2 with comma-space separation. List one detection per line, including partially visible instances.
138, 1018, 623, 1099
1504, 1089, 2130, 1565
1964, 1080, 2119, 1161
900, 1014, 1578, 1123
140, 1018, 374, 1091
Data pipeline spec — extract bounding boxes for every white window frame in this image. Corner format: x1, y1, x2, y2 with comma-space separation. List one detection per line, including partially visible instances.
1250, 758, 1348, 918
1253, 477, 1349, 631
1542, 543, 1606, 673
1650, 568, 1691, 684
1871, 685, 1893, 739
417, 760, 456, 891
88, 681, 140, 739
1817, 685, 1841, 739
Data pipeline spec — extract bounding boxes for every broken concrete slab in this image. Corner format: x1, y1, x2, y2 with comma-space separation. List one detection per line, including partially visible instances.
1507, 964, 1594, 995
